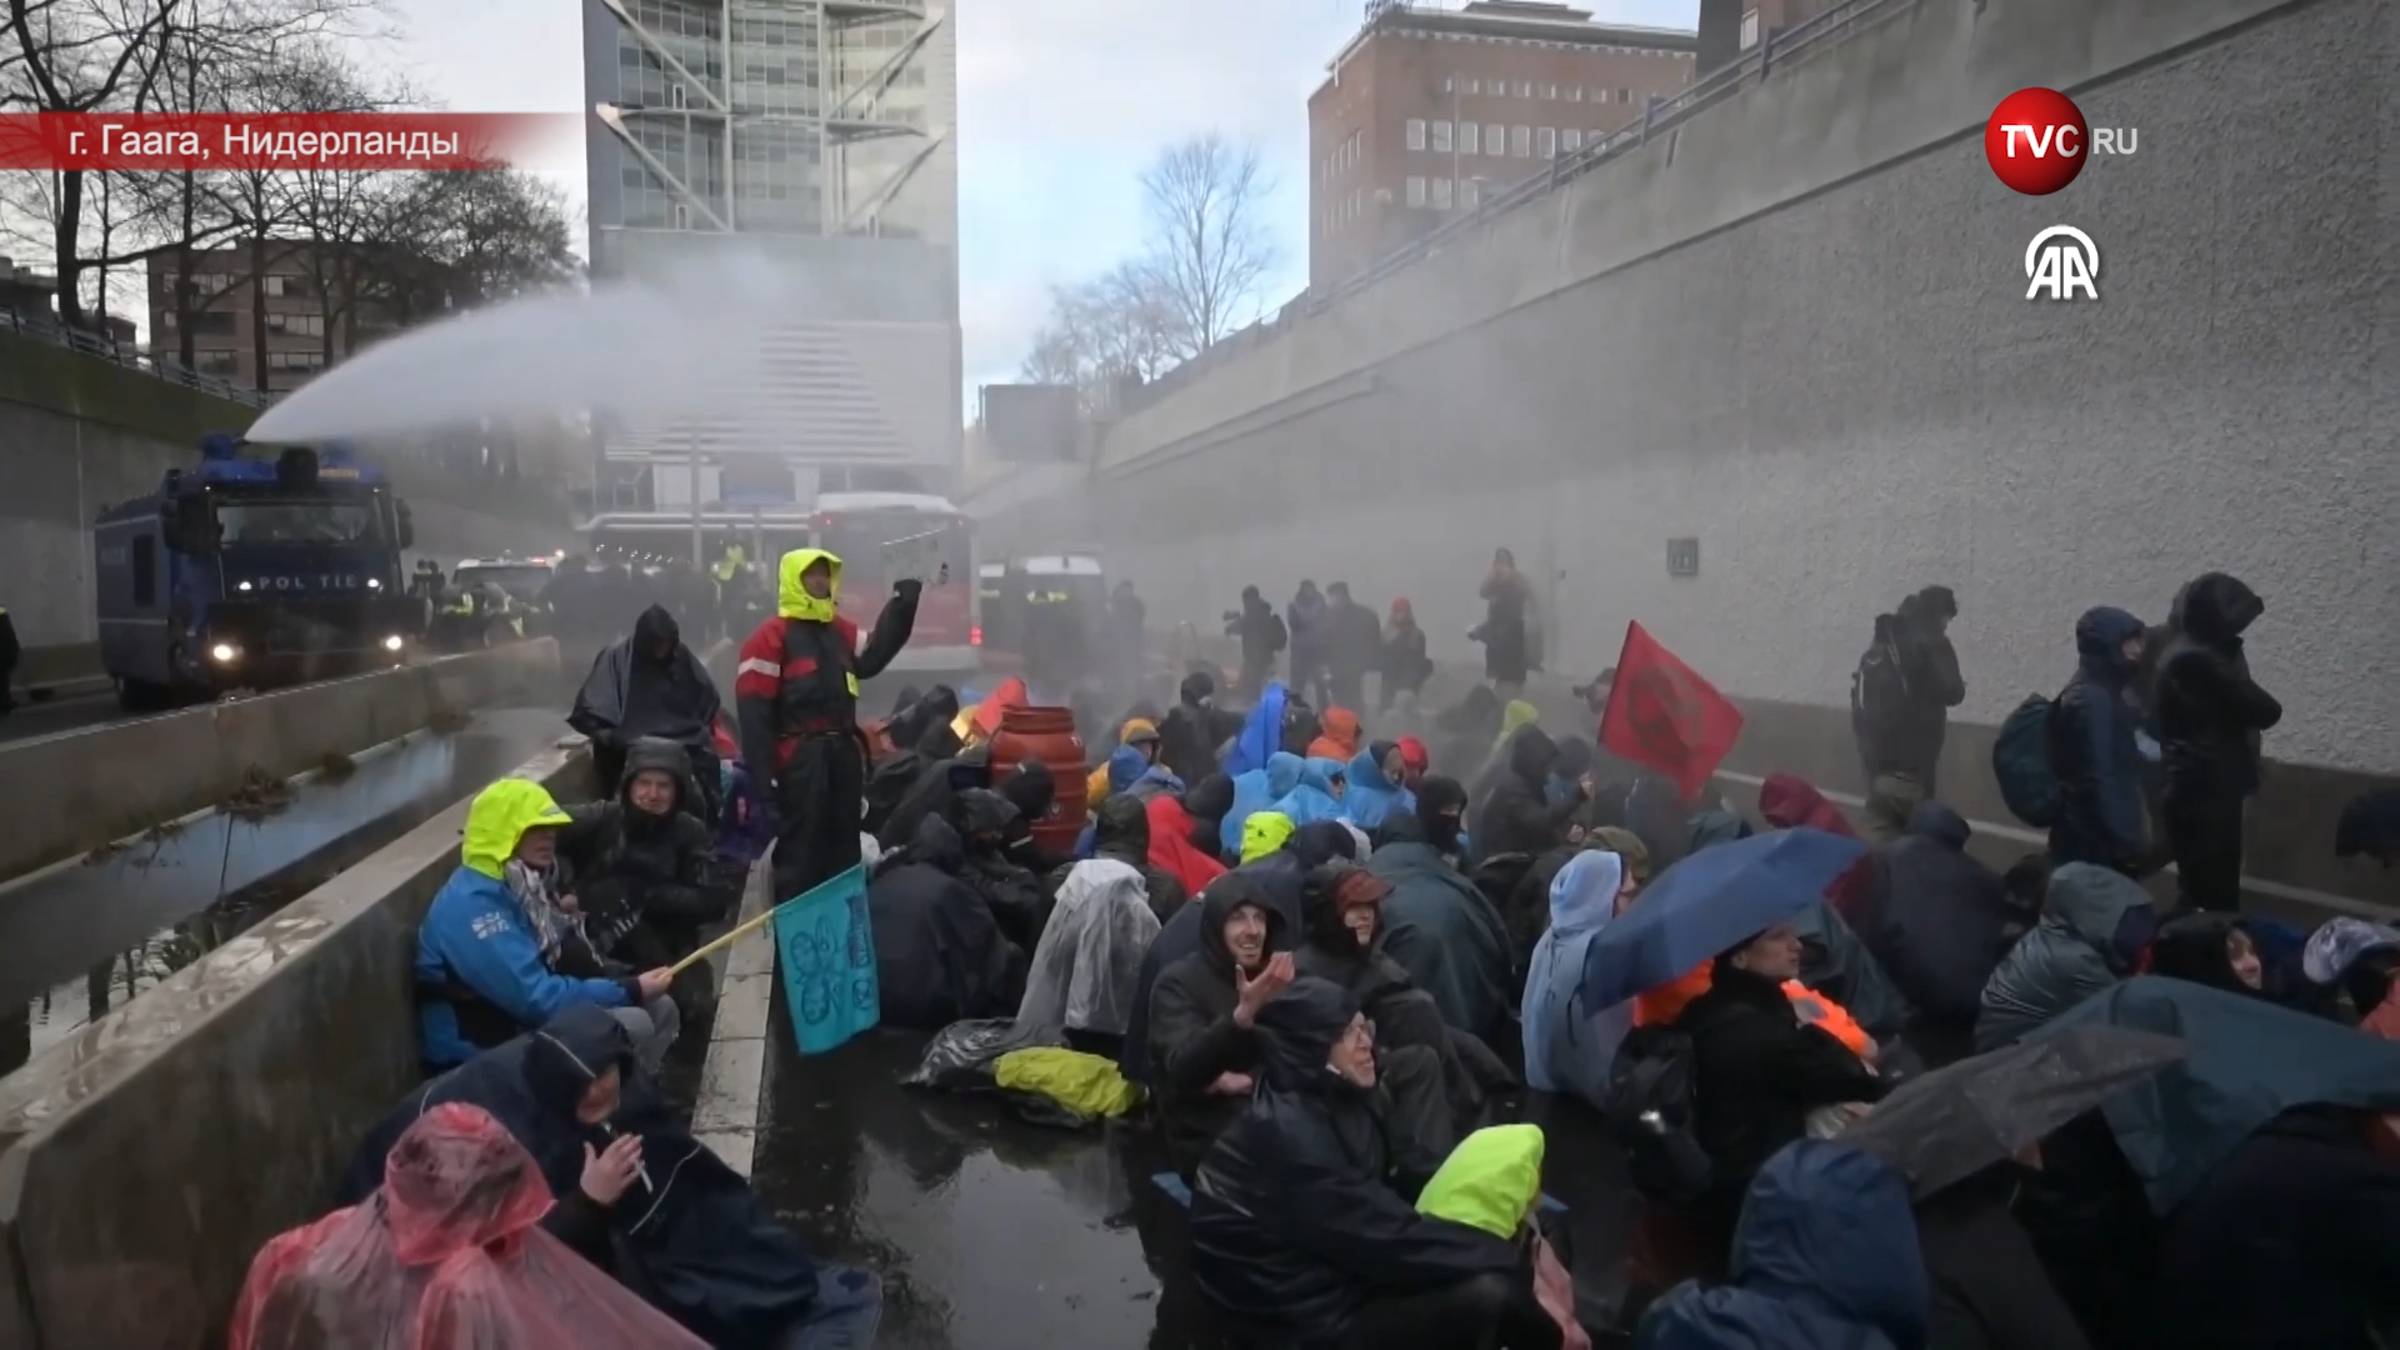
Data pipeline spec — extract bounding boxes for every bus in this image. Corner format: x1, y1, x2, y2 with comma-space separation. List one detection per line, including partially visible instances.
583, 491, 977, 672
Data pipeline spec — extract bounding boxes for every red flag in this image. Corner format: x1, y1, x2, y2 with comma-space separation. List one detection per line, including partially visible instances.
1599, 622, 1745, 799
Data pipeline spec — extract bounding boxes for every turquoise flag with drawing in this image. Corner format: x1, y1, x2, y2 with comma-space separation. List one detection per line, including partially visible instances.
773, 863, 879, 1055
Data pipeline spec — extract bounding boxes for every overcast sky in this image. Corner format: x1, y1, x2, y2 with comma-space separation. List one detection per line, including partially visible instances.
384, 0, 1697, 392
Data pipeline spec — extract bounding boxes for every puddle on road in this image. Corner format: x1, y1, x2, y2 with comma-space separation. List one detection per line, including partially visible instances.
0, 707, 568, 1078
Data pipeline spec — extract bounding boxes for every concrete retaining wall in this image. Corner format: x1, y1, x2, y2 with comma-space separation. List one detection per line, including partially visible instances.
0, 740, 596, 1350
1075, 0, 2394, 780
0, 640, 562, 882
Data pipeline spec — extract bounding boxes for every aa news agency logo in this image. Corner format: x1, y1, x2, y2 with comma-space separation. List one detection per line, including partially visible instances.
1983, 87, 2136, 195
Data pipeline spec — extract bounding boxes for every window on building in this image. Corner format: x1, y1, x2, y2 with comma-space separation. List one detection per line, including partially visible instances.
131, 536, 156, 607
1442, 76, 1454, 93
1740, 10, 1760, 48
1511, 125, 1530, 157
1467, 78, 1481, 95
262, 275, 286, 298
1487, 123, 1506, 157
1538, 127, 1556, 158
1461, 178, 1481, 209
1406, 175, 1426, 208
1518, 80, 1533, 98
193, 347, 236, 375
1405, 118, 1425, 151
1618, 87, 1632, 105
1431, 119, 1452, 153
671, 201, 691, 230
1563, 128, 1583, 153
1595, 88, 1610, 104
1570, 86, 1584, 102
1460, 121, 1479, 155
1545, 82, 1559, 99
1432, 176, 1453, 209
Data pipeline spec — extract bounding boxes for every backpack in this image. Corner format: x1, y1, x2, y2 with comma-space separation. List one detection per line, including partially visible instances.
1851, 636, 1910, 746
1993, 693, 2061, 828
1603, 1025, 1714, 1205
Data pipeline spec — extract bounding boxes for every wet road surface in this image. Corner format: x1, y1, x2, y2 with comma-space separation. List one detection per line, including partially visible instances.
751, 1019, 1645, 1348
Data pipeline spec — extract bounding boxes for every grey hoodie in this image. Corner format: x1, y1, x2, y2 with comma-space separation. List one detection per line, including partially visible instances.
1976, 863, 2151, 1051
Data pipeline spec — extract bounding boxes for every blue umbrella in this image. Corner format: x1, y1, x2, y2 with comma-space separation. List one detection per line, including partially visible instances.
1580, 827, 1868, 1007
2038, 976, 2400, 1212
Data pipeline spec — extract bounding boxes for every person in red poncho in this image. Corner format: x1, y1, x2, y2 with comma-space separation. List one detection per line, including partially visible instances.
229, 1103, 704, 1350
1147, 793, 1229, 897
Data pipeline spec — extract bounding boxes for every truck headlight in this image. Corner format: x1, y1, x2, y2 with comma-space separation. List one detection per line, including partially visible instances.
209, 642, 241, 664
366, 578, 382, 590
236, 580, 253, 592
381, 634, 406, 653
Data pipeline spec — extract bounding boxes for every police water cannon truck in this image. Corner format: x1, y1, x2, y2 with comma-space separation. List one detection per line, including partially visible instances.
94, 435, 419, 707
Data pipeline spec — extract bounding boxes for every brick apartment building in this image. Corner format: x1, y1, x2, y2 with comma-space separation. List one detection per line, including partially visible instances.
1308, 0, 1697, 288
1698, 0, 1837, 76
144, 244, 409, 393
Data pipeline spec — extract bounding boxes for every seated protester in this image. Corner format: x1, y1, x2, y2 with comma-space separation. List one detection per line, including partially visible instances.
875, 745, 992, 852
1546, 737, 1595, 809
1306, 706, 1365, 764
1406, 775, 1473, 865
1056, 795, 1188, 925
1223, 752, 1307, 857
1477, 725, 1588, 861
344, 1007, 877, 1349
1086, 718, 1163, 805
1272, 756, 1352, 829
1373, 797, 1517, 1048
1015, 855, 1162, 1058
559, 738, 735, 1016
1343, 740, 1419, 837
1523, 851, 1639, 1111
1183, 772, 1238, 863
954, 788, 1050, 951
1159, 670, 1243, 788
416, 780, 676, 1074
2336, 787, 2400, 869
1467, 700, 1542, 824
1675, 924, 1888, 1259
1190, 978, 1543, 1350
1148, 876, 1295, 1178
1685, 807, 1753, 855
569, 603, 723, 824
2154, 1104, 2400, 1350
1509, 824, 1650, 973
994, 761, 1059, 871
869, 814, 1027, 1029
881, 684, 961, 763
1296, 861, 1504, 1143
1976, 862, 2153, 1051
1634, 1142, 1927, 1350
1123, 819, 1350, 1085
1146, 791, 1228, 897
2310, 918, 2400, 1033
2150, 910, 2267, 997
236, 1102, 708, 1350
1847, 801, 2022, 1067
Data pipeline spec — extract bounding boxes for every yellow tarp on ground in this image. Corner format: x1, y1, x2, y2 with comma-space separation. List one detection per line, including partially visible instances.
994, 1047, 1144, 1119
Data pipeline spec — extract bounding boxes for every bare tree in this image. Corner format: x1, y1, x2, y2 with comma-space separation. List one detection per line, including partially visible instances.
1018, 260, 1177, 411
1137, 133, 1277, 359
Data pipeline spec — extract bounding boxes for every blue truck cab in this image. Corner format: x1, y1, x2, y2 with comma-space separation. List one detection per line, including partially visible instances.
94, 435, 419, 706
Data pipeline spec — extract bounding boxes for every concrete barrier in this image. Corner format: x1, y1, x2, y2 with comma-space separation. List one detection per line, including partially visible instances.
0, 641, 561, 883
0, 739, 598, 1350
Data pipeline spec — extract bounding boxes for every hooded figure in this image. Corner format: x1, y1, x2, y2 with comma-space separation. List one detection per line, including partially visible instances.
1147, 875, 1291, 1177
1225, 681, 1290, 779
1272, 757, 1350, 830
240, 1102, 710, 1350
1636, 1142, 1928, 1350
1851, 585, 1967, 797
1184, 772, 1237, 857
1344, 742, 1419, 836
570, 604, 723, 805
1976, 862, 2153, 1051
1078, 793, 1188, 924
869, 815, 1027, 1029
2046, 605, 2150, 872
1224, 753, 1303, 858
1372, 824, 1516, 1046
735, 548, 920, 900
1522, 851, 1634, 1109
1472, 549, 1535, 690
875, 745, 994, 852
882, 685, 962, 763
1189, 978, 1525, 1347
1013, 857, 1163, 1052
1287, 581, 1331, 707
1147, 793, 1229, 897
1380, 598, 1432, 712
1323, 584, 1383, 711
1160, 670, 1243, 787
1849, 802, 2021, 1062
2149, 911, 2266, 997
1227, 585, 1287, 695
1119, 835, 1321, 1088
1477, 726, 1583, 861
559, 738, 733, 1007
1409, 775, 1472, 858
415, 781, 638, 1071
2336, 787, 2400, 868
1307, 706, 1365, 764
2153, 572, 2282, 910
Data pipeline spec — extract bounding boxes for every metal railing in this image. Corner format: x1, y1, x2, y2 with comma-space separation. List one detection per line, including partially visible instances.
1, 305, 280, 409
1120, 0, 1923, 415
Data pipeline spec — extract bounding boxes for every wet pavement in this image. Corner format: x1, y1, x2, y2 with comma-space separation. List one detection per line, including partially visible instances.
752, 1017, 1645, 1348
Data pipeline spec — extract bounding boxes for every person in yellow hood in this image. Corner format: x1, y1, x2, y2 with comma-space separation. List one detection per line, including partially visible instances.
412, 779, 677, 1072
734, 547, 920, 899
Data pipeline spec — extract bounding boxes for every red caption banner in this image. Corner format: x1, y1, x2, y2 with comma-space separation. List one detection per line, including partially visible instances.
0, 113, 579, 171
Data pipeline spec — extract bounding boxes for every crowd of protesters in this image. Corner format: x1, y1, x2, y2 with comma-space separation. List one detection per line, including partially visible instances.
225, 537, 2400, 1349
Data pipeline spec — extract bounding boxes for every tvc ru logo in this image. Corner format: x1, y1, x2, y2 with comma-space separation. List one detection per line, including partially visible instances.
2025, 225, 2099, 301
1985, 87, 2136, 195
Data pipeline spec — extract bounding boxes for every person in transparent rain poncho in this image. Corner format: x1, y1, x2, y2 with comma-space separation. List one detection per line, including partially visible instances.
227, 1102, 706, 1350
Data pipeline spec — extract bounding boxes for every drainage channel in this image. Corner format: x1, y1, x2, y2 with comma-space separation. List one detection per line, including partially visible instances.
0, 706, 568, 1078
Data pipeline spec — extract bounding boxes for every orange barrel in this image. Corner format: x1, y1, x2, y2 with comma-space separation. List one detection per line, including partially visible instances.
989, 704, 1089, 858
